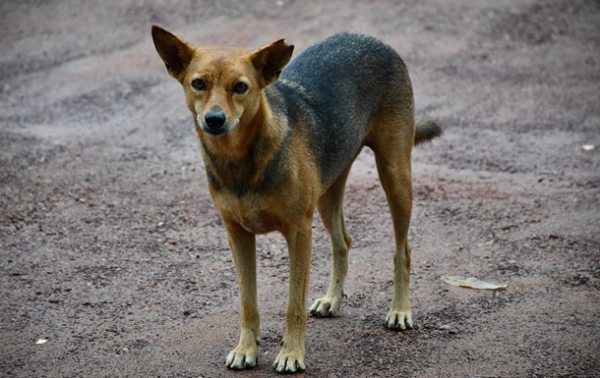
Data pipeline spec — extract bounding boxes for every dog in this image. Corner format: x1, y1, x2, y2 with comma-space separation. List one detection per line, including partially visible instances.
151, 25, 441, 373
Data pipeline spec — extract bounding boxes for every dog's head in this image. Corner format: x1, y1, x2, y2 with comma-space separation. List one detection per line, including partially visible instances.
151, 25, 294, 139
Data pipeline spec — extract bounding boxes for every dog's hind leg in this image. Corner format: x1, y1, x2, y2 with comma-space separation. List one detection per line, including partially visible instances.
374, 147, 414, 330
310, 165, 353, 317
369, 107, 416, 331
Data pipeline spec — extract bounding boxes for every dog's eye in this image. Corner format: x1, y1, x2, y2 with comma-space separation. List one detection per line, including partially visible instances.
191, 79, 206, 91
233, 82, 248, 94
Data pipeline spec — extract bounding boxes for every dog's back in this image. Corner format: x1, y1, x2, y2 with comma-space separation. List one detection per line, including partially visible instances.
267, 33, 414, 186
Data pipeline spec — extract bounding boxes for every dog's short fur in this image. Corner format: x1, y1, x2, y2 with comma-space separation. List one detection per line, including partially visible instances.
151, 26, 441, 373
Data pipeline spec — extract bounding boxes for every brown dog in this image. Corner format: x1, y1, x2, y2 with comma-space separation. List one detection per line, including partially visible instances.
151, 26, 441, 373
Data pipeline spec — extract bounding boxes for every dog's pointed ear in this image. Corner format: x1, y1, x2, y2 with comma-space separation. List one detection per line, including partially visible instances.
151, 25, 195, 81
250, 39, 294, 87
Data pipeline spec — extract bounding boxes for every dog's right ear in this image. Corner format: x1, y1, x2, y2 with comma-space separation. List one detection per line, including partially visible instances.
151, 25, 195, 82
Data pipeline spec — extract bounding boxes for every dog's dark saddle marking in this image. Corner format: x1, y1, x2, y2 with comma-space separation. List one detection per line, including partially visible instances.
205, 33, 409, 196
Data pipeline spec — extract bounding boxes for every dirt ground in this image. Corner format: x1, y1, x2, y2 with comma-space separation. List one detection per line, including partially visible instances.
1, 0, 599, 377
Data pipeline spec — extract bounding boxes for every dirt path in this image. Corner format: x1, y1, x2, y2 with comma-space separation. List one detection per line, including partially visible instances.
1, 1, 599, 377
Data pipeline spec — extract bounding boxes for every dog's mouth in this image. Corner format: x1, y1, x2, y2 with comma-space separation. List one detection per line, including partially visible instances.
202, 122, 228, 137
198, 113, 239, 137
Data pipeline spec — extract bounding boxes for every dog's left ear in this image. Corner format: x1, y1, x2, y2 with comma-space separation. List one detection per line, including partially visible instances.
250, 39, 294, 87
151, 25, 195, 82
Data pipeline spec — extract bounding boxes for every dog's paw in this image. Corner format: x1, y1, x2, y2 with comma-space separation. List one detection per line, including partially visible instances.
385, 309, 413, 331
225, 346, 259, 370
309, 294, 342, 317
226, 330, 260, 370
273, 347, 305, 373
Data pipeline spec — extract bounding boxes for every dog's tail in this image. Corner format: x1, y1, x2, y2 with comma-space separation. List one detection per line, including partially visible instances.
414, 121, 442, 146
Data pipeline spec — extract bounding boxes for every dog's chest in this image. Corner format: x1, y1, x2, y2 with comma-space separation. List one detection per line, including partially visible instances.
219, 195, 279, 234
239, 217, 267, 234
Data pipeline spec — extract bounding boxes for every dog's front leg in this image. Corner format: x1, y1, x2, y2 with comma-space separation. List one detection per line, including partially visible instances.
273, 222, 313, 373
224, 221, 260, 370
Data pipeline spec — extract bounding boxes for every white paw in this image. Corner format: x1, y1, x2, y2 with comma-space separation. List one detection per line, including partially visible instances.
225, 347, 258, 370
309, 294, 343, 317
385, 309, 413, 331
273, 347, 305, 373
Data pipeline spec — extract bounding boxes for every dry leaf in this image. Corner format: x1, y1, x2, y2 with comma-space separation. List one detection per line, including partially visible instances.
441, 276, 507, 290
477, 239, 495, 247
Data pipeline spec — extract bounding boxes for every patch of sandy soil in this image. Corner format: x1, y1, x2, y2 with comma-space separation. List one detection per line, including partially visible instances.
1, 0, 599, 377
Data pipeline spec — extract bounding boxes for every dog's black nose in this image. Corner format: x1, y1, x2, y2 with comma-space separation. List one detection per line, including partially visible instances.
204, 111, 226, 131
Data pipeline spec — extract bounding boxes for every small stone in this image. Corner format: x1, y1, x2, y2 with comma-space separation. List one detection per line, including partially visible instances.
438, 324, 452, 330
